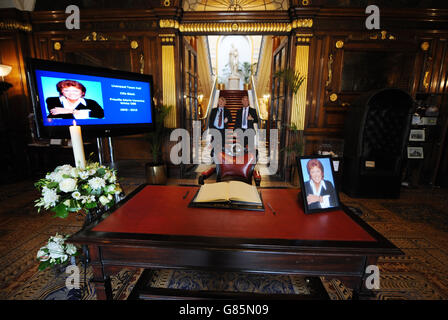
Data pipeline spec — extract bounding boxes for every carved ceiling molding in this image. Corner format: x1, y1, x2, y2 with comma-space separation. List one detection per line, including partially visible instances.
159, 18, 313, 33
0, 19, 32, 32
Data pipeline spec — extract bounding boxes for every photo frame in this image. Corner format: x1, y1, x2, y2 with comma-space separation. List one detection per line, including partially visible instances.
296, 156, 341, 214
407, 147, 424, 159
409, 129, 425, 142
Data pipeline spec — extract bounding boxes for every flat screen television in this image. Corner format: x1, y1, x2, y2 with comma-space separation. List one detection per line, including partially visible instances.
26, 58, 155, 138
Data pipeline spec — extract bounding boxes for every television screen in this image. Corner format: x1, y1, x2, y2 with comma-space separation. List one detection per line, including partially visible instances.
27, 58, 155, 138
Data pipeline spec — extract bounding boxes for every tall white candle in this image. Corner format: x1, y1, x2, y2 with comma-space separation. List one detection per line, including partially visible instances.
69, 120, 86, 168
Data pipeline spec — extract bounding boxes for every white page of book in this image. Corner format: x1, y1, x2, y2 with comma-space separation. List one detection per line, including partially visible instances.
228, 181, 261, 204
194, 182, 230, 202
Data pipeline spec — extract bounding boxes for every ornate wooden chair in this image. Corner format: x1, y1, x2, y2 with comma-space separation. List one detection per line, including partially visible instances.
198, 151, 261, 186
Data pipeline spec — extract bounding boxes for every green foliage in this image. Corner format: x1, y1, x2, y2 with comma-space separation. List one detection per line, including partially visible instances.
145, 104, 172, 164
240, 62, 257, 84
281, 123, 304, 157
274, 68, 306, 94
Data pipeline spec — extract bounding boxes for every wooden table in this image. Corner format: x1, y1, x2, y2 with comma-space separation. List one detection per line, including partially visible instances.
69, 184, 402, 300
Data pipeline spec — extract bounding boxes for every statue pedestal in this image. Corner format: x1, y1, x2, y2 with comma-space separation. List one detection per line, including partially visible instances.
227, 77, 240, 90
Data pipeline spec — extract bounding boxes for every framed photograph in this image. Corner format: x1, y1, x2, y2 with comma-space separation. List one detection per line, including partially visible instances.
411, 115, 422, 125
296, 156, 341, 214
409, 129, 425, 142
407, 147, 424, 159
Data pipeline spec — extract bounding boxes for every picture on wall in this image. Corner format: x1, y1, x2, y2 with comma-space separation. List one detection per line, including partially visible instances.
296, 156, 341, 214
409, 129, 425, 142
407, 147, 424, 159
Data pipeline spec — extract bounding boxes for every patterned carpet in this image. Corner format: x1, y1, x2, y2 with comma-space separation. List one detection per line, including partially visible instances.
1, 179, 447, 300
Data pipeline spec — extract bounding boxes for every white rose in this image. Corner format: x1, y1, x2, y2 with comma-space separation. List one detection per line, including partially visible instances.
46, 171, 64, 183
58, 164, 73, 174
59, 178, 77, 193
89, 169, 96, 176
70, 167, 79, 178
47, 241, 64, 253
88, 177, 105, 190
37, 249, 50, 261
65, 244, 77, 256
99, 195, 109, 206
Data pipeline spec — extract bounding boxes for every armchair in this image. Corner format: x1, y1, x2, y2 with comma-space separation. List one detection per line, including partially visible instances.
342, 88, 414, 198
198, 151, 261, 186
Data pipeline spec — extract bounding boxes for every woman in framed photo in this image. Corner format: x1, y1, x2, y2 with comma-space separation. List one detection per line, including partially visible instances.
303, 158, 338, 210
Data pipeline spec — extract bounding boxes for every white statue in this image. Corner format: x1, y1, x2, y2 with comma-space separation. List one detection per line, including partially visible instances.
229, 44, 239, 76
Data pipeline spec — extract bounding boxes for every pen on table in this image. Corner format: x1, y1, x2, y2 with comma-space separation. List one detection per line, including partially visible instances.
267, 202, 276, 216
182, 190, 190, 199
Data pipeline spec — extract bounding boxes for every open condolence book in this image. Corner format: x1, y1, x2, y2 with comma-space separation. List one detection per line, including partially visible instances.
189, 181, 264, 211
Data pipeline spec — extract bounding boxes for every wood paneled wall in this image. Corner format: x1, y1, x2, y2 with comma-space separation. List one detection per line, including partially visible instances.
1, 5, 447, 182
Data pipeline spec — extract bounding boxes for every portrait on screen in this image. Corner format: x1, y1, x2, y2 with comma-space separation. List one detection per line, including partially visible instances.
296, 156, 341, 214
42, 78, 104, 120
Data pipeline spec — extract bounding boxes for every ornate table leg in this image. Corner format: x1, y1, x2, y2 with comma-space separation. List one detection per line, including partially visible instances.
88, 245, 113, 300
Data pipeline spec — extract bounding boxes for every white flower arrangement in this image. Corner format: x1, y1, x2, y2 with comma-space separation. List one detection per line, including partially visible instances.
36, 233, 79, 271
35, 162, 122, 218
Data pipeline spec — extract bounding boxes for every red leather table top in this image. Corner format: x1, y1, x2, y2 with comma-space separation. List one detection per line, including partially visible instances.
92, 185, 376, 242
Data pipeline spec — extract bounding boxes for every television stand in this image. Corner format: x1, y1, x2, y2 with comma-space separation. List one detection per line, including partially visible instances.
96, 136, 116, 168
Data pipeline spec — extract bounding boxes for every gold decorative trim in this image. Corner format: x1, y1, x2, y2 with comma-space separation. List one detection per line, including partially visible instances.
159, 19, 179, 29
369, 30, 396, 40
130, 40, 139, 49
139, 54, 144, 74
178, 22, 292, 33
162, 45, 177, 128
296, 33, 313, 44
0, 20, 32, 32
53, 42, 62, 51
421, 41, 430, 51
82, 32, 108, 41
159, 34, 176, 45
291, 19, 313, 29
302, 0, 310, 5
423, 71, 430, 89
329, 93, 338, 102
162, 0, 171, 6
159, 20, 312, 33
335, 40, 344, 49
291, 44, 310, 130
326, 54, 333, 88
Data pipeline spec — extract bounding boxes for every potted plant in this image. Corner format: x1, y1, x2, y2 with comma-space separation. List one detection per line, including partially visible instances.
240, 62, 257, 90
282, 123, 304, 186
145, 104, 172, 184
274, 68, 305, 95
274, 69, 306, 186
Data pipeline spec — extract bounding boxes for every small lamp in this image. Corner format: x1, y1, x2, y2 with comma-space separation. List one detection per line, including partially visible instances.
0, 64, 12, 79
0, 64, 12, 93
